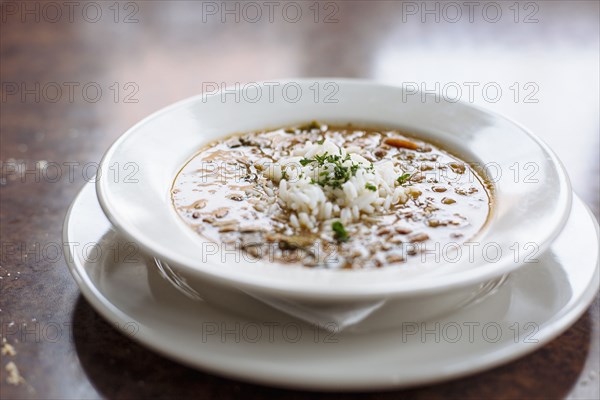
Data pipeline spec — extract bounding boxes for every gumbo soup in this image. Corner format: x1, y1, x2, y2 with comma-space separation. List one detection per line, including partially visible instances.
172, 122, 492, 269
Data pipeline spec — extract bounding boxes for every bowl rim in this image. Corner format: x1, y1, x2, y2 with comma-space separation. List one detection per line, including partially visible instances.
96, 78, 572, 300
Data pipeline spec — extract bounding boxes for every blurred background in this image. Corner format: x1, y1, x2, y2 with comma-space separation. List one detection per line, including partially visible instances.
1, 0, 598, 215
1, 1, 598, 399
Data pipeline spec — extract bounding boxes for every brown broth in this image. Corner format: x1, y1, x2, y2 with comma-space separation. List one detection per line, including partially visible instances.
172, 123, 492, 269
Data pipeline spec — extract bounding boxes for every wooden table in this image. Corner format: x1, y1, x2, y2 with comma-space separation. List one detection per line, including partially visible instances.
1, 1, 598, 398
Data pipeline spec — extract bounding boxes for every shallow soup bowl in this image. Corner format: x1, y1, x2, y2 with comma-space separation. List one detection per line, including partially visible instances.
96, 79, 571, 331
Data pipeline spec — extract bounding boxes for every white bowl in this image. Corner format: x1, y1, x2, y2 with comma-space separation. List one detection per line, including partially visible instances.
96, 79, 571, 329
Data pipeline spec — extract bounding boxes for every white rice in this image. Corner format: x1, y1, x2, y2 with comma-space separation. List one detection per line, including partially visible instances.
264, 139, 409, 230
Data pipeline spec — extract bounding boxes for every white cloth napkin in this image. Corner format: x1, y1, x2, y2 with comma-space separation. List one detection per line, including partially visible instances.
244, 291, 386, 331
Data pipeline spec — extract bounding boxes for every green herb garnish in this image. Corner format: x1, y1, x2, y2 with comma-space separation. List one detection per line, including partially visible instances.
397, 173, 412, 185
365, 183, 377, 191
332, 221, 349, 242
300, 152, 369, 189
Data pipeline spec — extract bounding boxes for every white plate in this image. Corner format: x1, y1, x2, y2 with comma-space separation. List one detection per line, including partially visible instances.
63, 181, 599, 391
96, 79, 572, 302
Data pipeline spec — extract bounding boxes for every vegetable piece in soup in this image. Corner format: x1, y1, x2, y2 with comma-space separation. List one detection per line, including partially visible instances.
172, 122, 492, 269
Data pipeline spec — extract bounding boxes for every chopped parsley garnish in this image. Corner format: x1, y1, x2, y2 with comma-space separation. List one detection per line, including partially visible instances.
365, 183, 377, 191
397, 173, 412, 185
299, 152, 368, 189
332, 221, 349, 242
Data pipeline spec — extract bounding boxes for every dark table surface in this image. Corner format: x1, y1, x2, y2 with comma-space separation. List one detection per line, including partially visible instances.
1, 1, 599, 399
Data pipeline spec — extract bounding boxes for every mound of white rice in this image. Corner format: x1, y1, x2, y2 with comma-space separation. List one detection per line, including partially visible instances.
264, 139, 409, 230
